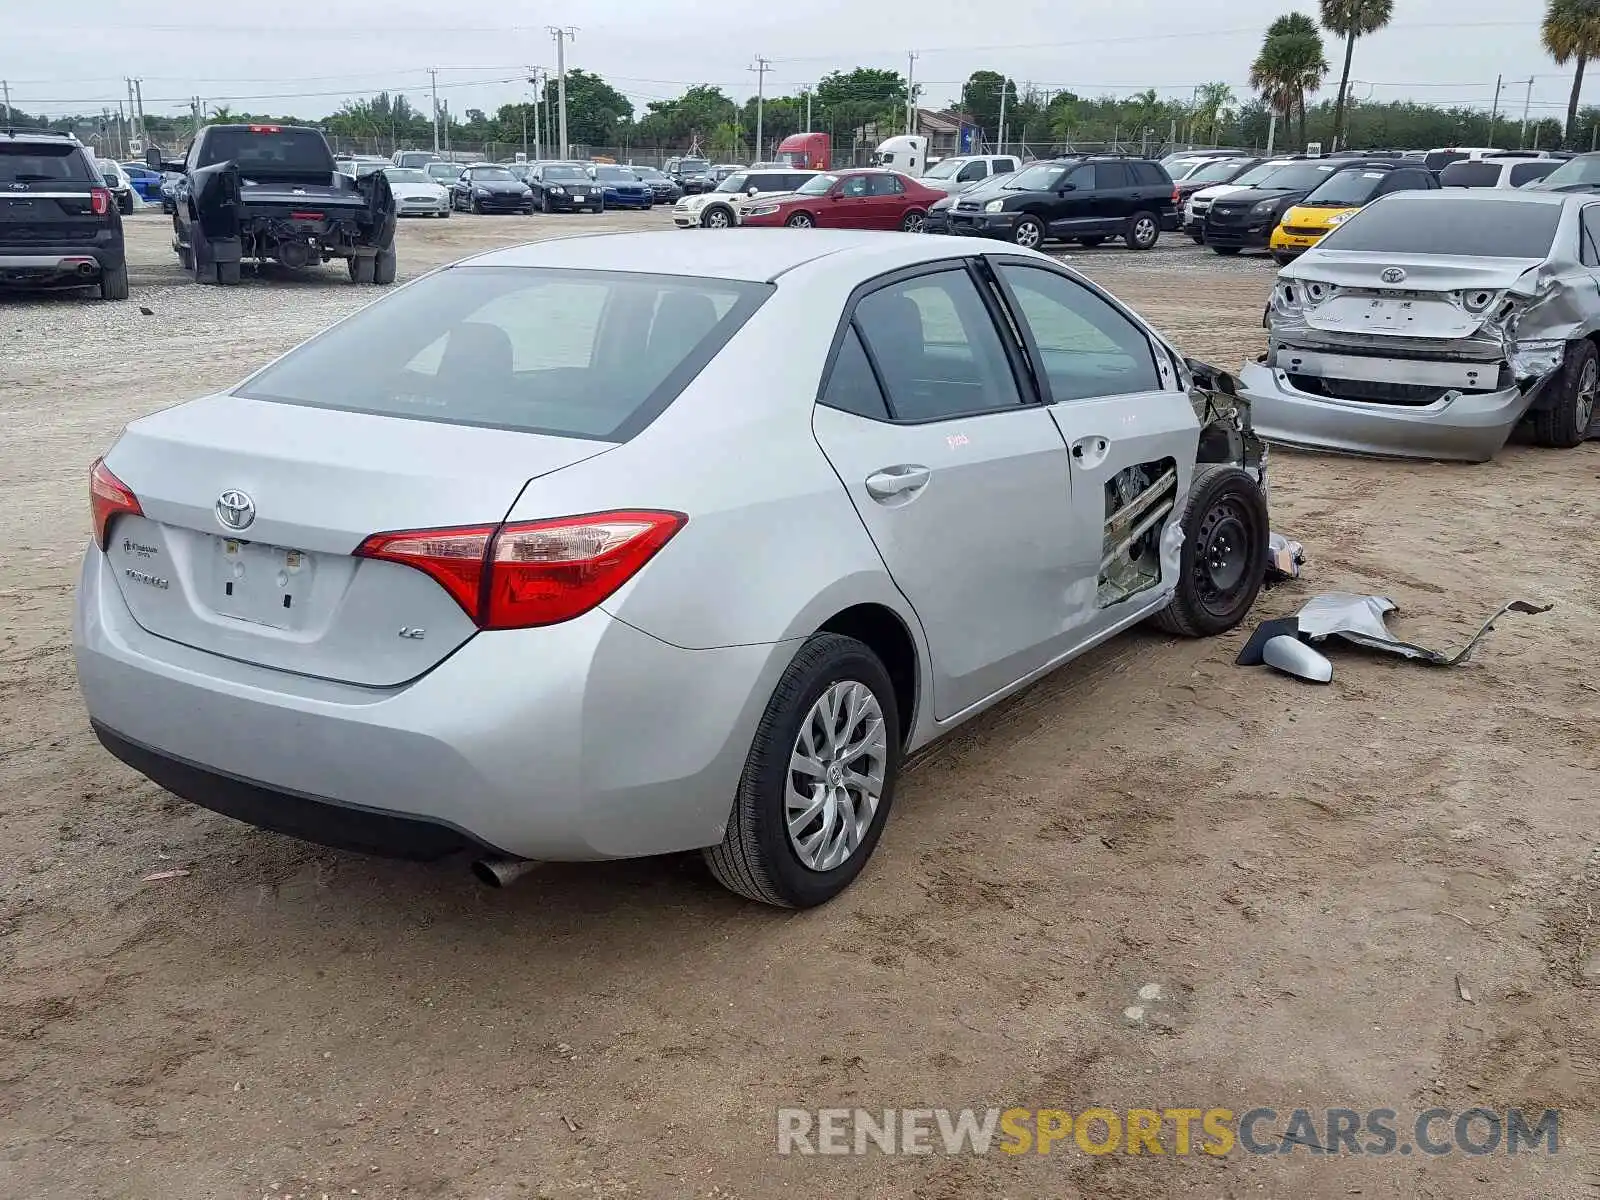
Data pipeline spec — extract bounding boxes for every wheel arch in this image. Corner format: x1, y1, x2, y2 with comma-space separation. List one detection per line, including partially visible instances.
815, 603, 920, 748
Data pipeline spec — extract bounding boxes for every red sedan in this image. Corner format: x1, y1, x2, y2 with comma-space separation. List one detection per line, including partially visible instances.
740, 168, 944, 232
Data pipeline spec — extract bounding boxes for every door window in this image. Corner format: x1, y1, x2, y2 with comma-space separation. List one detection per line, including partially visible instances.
818, 326, 892, 420
957, 161, 987, 183
1094, 162, 1131, 188
854, 269, 1025, 421
842, 175, 871, 197
998, 265, 1162, 401
1064, 164, 1097, 190
867, 173, 905, 196
995, 158, 1020, 173
1581, 207, 1600, 267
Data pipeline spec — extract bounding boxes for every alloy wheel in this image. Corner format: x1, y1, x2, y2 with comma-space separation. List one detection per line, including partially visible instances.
785, 681, 888, 872
1578, 357, 1598, 430
1014, 220, 1042, 249
1134, 216, 1157, 246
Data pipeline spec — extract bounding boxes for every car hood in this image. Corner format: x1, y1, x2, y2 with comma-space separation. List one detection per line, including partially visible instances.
1189, 182, 1252, 202
474, 180, 529, 192
390, 182, 445, 200
1281, 203, 1359, 229
1211, 186, 1304, 207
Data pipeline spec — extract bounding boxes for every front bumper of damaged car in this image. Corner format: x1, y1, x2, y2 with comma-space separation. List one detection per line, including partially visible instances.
1239, 338, 1561, 462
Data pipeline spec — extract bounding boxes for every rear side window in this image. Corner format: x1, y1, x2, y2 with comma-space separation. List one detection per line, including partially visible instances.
237, 267, 772, 441
1132, 162, 1168, 186
868, 173, 905, 196
1510, 162, 1558, 187
0, 142, 96, 183
1581, 207, 1600, 266
1439, 162, 1502, 188
854, 270, 1024, 421
199, 127, 332, 173
819, 326, 891, 420
1319, 198, 1561, 258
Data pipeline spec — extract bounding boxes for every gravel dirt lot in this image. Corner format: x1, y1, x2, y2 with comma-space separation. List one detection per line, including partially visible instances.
3, 209, 1597, 1199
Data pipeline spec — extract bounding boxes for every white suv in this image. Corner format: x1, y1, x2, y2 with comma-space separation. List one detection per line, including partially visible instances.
918, 155, 1022, 196
673, 169, 818, 228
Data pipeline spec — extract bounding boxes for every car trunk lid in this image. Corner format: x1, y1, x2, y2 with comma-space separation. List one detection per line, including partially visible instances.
1291, 253, 1545, 341
101, 393, 614, 686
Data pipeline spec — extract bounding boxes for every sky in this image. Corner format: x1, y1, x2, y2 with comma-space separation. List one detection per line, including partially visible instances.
0, 0, 1577, 125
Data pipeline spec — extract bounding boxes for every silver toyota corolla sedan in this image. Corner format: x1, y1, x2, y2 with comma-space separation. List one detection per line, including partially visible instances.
75, 230, 1270, 907
1242, 190, 1600, 462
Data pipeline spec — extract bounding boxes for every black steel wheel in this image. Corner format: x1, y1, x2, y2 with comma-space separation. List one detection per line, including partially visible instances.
1151, 464, 1268, 638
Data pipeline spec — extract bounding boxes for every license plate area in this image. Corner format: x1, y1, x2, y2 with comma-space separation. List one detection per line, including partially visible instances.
209, 537, 315, 630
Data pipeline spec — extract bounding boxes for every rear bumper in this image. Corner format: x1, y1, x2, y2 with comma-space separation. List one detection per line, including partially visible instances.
74, 544, 793, 861
1238, 359, 1545, 463
0, 239, 123, 282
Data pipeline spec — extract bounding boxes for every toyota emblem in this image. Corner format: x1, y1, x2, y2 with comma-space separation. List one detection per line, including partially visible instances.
215, 489, 256, 531
1380, 267, 1406, 284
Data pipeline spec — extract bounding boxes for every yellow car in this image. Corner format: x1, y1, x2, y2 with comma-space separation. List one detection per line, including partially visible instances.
1269, 163, 1438, 264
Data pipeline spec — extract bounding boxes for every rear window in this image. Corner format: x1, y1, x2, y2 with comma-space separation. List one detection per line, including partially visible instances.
1424, 151, 1469, 172
0, 142, 96, 183
1439, 162, 1502, 188
199, 127, 332, 172
1510, 162, 1558, 187
1256, 162, 1342, 190
1302, 169, 1389, 206
236, 267, 772, 441
1316, 197, 1561, 258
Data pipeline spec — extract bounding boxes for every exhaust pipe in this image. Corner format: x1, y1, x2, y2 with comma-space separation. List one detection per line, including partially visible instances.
76, 261, 97, 277
471, 856, 539, 888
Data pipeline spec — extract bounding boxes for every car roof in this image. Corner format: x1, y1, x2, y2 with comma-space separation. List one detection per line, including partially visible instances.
1380, 188, 1572, 208
466, 229, 1019, 283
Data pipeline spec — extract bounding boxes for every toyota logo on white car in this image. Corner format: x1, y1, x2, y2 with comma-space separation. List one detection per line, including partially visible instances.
215, 489, 255, 531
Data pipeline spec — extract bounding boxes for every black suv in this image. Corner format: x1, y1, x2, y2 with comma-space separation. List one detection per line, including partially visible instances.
0, 129, 128, 300
943, 156, 1177, 250
1203, 157, 1402, 256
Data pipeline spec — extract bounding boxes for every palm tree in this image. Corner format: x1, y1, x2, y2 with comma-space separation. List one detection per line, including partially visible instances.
1319, 0, 1394, 149
1251, 14, 1329, 148
1544, 0, 1600, 147
1195, 81, 1236, 144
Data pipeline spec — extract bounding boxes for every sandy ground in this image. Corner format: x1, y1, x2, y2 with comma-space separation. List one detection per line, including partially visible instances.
3, 209, 1598, 1199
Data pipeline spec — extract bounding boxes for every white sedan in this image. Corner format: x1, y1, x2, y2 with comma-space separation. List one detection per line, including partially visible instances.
380, 166, 451, 218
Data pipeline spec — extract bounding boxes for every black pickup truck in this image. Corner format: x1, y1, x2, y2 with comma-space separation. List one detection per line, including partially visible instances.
149, 124, 396, 285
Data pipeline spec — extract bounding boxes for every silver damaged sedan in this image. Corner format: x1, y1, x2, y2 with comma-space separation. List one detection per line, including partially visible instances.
75, 230, 1270, 907
1242, 190, 1600, 462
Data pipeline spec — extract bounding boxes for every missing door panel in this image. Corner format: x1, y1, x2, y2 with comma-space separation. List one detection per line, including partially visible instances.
1099, 458, 1177, 607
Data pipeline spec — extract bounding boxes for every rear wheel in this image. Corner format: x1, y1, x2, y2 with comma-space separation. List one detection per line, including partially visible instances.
1151, 465, 1269, 638
541, 194, 553, 214
704, 633, 900, 908
1271, 251, 1295, 266
373, 247, 397, 286
786, 211, 815, 228
1012, 215, 1045, 250
900, 209, 927, 233
215, 261, 241, 285
176, 242, 193, 271
1212, 245, 1241, 256
1529, 338, 1598, 448
1125, 211, 1159, 250
347, 255, 376, 285
99, 264, 130, 301
470, 196, 483, 215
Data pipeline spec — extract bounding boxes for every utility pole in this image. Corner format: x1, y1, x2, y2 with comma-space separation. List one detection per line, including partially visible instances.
2, 80, 11, 127
1488, 74, 1502, 147
1266, 110, 1277, 156
804, 87, 813, 133
133, 78, 146, 148
1519, 76, 1534, 148
997, 80, 1008, 156
548, 26, 577, 159
526, 67, 544, 161
750, 56, 771, 160
428, 68, 440, 152
906, 51, 919, 136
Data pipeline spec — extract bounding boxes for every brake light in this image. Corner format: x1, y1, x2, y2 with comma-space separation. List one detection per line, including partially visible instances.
248, 124, 281, 134
1171, 184, 1181, 206
89, 187, 111, 215
354, 510, 686, 630
289, 212, 325, 220
89, 458, 142, 549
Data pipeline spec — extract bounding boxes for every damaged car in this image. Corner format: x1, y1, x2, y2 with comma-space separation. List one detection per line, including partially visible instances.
1242, 190, 1598, 461
151, 123, 397, 286
73, 232, 1269, 910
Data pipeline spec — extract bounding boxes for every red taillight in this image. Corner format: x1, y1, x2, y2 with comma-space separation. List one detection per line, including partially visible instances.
90, 458, 142, 549
289, 211, 325, 220
354, 510, 686, 630
248, 124, 282, 134
1171, 185, 1181, 206
89, 187, 111, 215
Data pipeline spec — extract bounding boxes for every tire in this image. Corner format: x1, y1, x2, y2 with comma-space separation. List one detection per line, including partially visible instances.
1211, 245, 1241, 256
119, 196, 134, 216
347, 255, 376, 284
470, 196, 482, 215
176, 242, 193, 271
1529, 338, 1599, 449
1012, 215, 1045, 250
1151, 465, 1269, 638
1077, 236, 1106, 247
215, 261, 241, 285
541, 194, 553, 214
1271, 251, 1295, 266
900, 210, 928, 233
373, 247, 397, 286
1189, 233, 1203, 244
785, 212, 815, 228
1125, 211, 1160, 250
705, 633, 901, 908
99, 264, 130, 301
702, 205, 734, 229
441, 207, 450, 219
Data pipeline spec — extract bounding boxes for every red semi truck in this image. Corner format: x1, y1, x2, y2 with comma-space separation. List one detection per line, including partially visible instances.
774, 132, 830, 170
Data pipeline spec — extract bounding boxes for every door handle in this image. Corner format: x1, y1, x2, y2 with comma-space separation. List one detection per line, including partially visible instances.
865, 465, 931, 501
1070, 437, 1111, 469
